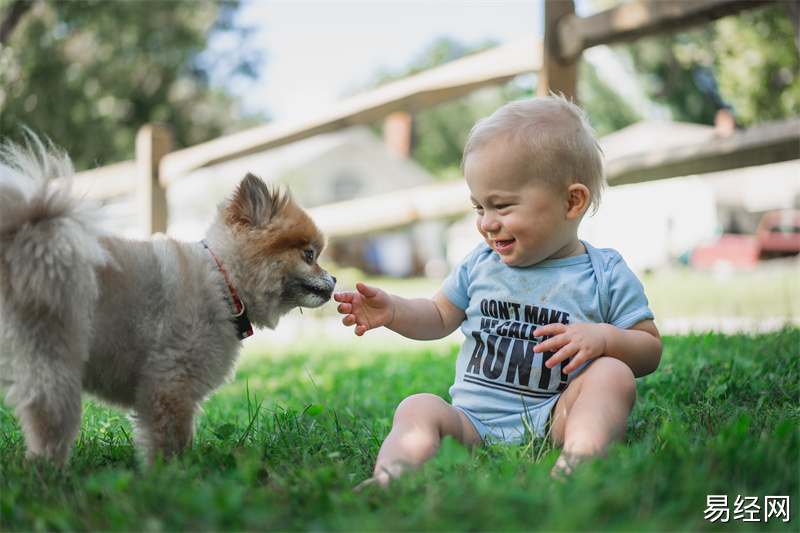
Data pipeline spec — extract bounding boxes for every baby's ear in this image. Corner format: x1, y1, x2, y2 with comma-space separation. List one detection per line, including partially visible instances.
566, 184, 590, 220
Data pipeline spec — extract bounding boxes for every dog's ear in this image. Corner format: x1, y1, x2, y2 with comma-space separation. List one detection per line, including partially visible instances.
225, 173, 289, 229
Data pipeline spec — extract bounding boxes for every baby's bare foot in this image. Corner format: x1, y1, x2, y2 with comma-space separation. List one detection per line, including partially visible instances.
550, 452, 592, 481
354, 460, 413, 492
354, 471, 392, 492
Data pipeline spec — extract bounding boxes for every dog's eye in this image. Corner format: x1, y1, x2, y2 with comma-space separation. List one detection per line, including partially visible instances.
304, 250, 314, 264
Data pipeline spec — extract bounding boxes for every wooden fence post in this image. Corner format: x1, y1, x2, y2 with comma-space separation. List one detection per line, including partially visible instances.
537, 0, 577, 99
136, 123, 174, 236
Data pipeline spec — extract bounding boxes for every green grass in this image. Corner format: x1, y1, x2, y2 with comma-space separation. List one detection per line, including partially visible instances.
1, 328, 798, 532
640, 264, 799, 320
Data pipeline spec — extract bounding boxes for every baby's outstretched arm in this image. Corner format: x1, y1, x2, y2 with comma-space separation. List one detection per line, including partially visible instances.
335, 283, 465, 340
534, 319, 661, 378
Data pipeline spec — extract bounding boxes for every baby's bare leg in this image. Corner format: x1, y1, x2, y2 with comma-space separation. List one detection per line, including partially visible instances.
362, 393, 481, 489
549, 357, 637, 475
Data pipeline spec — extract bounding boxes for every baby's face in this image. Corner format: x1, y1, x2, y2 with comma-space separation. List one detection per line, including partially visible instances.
464, 141, 583, 268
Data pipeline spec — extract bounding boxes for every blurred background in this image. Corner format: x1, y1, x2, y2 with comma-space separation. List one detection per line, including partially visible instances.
2, 0, 798, 341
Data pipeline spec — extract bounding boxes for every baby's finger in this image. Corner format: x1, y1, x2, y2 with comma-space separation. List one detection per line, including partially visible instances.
561, 357, 582, 375
533, 323, 567, 338
561, 352, 593, 374
334, 292, 353, 303
356, 282, 380, 298
336, 302, 352, 315
545, 344, 578, 369
534, 333, 567, 353
341, 314, 355, 327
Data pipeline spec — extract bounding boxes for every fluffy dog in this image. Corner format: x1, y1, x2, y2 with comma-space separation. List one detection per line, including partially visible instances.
0, 135, 336, 466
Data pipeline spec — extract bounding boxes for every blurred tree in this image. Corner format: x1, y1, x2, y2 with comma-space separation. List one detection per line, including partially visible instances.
713, 5, 799, 124
577, 59, 641, 137
0, 0, 264, 170
368, 38, 515, 180
620, 4, 798, 125
368, 37, 639, 179
411, 88, 514, 181
382, 3, 797, 180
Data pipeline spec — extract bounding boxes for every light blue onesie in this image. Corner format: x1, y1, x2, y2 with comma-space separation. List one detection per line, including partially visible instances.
442, 240, 654, 444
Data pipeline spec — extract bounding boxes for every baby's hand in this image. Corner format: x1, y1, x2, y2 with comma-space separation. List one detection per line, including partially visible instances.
334, 282, 394, 336
533, 322, 609, 374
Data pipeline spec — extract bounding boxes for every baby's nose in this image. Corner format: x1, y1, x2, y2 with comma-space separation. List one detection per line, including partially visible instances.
480, 212, 501, 232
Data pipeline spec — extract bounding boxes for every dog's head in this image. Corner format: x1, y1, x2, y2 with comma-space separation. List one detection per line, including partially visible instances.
205, 173, 336, 329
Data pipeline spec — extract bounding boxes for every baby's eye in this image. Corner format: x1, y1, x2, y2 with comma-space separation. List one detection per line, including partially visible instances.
304, 250, 314, 264
472, 204, 484, 214
495, 204, 509, 211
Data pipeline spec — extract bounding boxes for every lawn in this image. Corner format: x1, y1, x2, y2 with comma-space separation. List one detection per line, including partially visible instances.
640, 262, 799, 326
1, 324, 798, 531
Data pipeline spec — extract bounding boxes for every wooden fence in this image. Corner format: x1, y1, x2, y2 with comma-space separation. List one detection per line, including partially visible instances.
71, 0, 799, 238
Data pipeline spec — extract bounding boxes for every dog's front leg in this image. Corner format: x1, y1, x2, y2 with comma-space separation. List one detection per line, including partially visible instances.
134, 383, 198, 464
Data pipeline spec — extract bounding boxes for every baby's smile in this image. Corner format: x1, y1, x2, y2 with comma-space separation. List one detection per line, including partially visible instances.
491, 238, 516, 254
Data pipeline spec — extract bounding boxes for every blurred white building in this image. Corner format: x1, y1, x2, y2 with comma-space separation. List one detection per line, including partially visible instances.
103, 126, 444, 276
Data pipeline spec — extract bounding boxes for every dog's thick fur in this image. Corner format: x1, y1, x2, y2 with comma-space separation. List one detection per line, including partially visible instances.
0, 135, 335, 465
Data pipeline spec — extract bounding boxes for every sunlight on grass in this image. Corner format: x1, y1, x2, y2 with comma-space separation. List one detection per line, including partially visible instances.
641, 264, 799, 320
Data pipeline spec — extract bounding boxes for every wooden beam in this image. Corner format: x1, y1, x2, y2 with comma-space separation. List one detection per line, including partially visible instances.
606, 116, 800, 185
311, 117, 800, 240
72, 160, 136, 199
557, 0, 774, 61
136, 124, 174, 235
159, 37, 542, 186
70, 114, 799, 223
308, 180, 471, 239
538, 0, 576, 98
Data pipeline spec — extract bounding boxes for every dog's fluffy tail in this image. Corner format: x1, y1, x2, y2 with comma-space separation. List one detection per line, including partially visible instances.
0, 134, 109, 463
0, 134, 109, 319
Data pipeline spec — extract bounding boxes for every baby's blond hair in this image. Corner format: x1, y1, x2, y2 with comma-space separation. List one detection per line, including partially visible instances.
462, 93, 606, 215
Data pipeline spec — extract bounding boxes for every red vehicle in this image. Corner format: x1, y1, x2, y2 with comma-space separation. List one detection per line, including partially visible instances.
690, 210, 800, 270
757, 209, 800, 258
690, 234, 760, 270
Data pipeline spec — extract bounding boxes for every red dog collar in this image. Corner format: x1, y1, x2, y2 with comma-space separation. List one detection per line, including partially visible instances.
201, 241, 253, 340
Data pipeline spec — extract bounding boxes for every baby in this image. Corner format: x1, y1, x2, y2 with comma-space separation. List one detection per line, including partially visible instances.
335, 94, 662, 487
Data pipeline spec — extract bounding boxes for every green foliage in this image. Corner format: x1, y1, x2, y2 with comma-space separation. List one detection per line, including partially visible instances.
578, 59, 642, 137
0, 0, 263, 170
368, 37, 641, 178
714, 6, 800, 124
410, 88, 520, 179
622, 4, 799, 125
367, 38, 526, 179
362, 5, 798, 181
1, 328, 798, 531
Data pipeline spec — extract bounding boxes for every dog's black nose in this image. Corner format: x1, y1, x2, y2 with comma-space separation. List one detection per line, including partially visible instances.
331, 276, 337, 284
